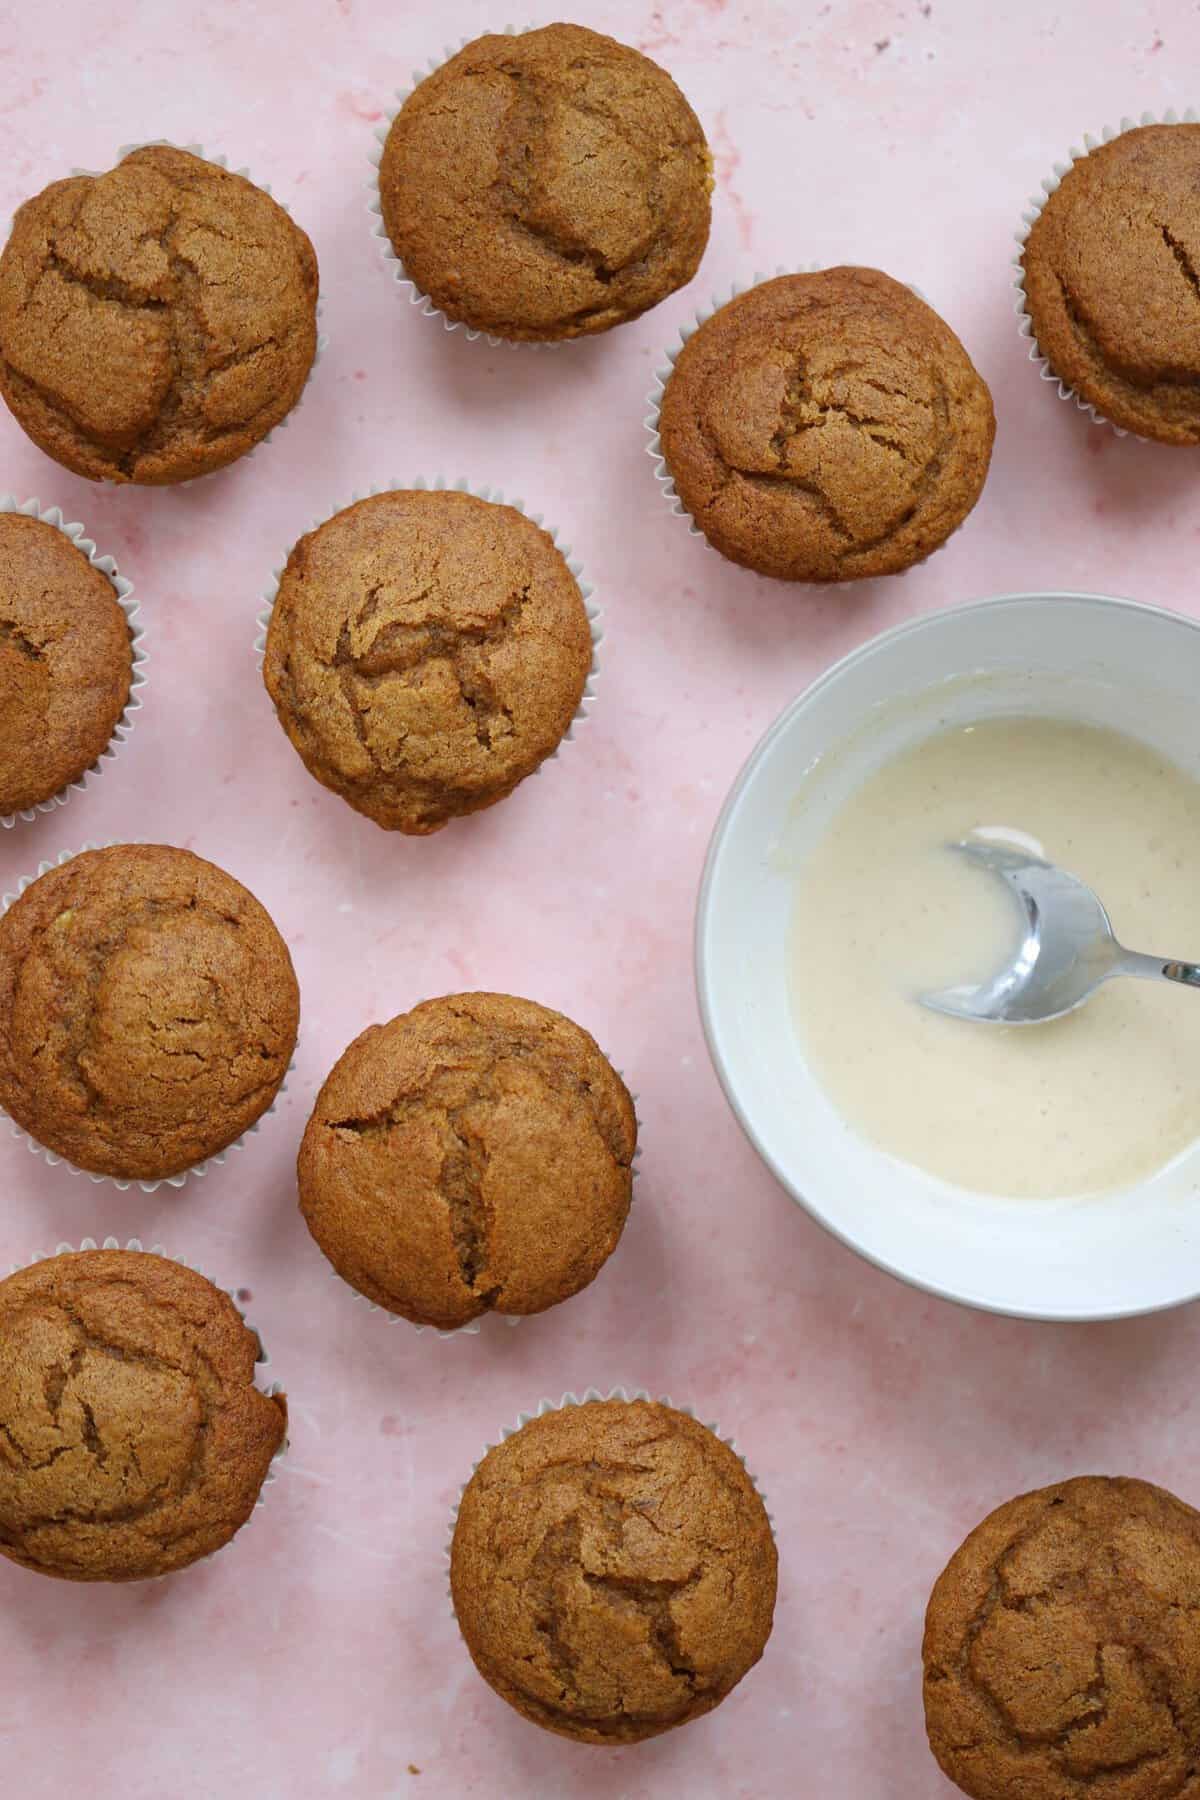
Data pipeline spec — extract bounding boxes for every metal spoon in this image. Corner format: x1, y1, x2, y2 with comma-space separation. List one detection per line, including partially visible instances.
919, 840, 1200, 1025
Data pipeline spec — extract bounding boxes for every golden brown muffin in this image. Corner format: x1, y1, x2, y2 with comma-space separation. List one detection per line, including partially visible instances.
923, 1475, 1200, 1799
378, 23, 711, 341
658, 267, 995, 582
0, 512, 133, 815
0, 144, 319, 484
298, 992, 635, 1330
0, 844, 299, 1181
1021, 125, 1200, 443
262, 489, 594, 835
0, 1248, 286, 1581
451, 1397, 777, 1742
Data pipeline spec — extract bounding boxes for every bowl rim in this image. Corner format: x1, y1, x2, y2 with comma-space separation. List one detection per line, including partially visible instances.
694, 589, 1200, 1325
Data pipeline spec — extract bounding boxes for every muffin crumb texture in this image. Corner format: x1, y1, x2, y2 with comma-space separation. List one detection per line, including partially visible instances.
658, 267, 995, 581
263, 490, 593, 834
0, 144, 318, 483
923, 1475, 1200, 1799
450, 1399, 777, 1742
0, 1249, 286, 1581
0, 844, 299, 1180
0, 512, 133, 815
379, 23, 711, 340
1022, 125, 1200, 444
298, 992, 636, 1329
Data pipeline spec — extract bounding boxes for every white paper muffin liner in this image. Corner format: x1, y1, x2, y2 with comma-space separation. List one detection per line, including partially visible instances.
1014, 109, 1199, 440
4, 1236, 286, 1577
645, 267, 950, 580
444, 1386, 774, 1610
0, 844, 295, 1194
316, 1049, 641, 1342
254, 476, 602, 784
60, 139, 327, 480
0, 496, 146, 829
367, 26, 567, 352
646, 268, 791, 541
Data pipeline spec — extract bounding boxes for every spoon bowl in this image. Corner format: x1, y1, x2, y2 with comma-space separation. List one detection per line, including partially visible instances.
920, 841, 1200, 1025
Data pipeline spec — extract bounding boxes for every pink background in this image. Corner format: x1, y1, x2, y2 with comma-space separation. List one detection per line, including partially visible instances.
2, 1, 1200, 1794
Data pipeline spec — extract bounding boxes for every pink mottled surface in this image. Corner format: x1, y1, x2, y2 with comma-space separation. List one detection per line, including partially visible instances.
2, 1, 1200, 1794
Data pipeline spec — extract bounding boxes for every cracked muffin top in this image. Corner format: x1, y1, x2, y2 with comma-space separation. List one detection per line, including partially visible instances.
450, 1397, 777, 1743
297, 992, 636, 1331
923, 1475, 1200, 1799
377, 23, 711, 341
658, 267, 995, 582
262, 489, 594, 835
0, 512, 133, 816
0, 1248, 286, 1581
0, 144, 319, 484
1021, 125, 1200, 443
0, 844, 299, 1181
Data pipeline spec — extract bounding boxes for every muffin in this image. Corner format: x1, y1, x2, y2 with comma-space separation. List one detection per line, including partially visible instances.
0, 144, 319, 484
656, 268, 995, 582
262, 489, 594, 835
0, 512, 133, 816
377, 23, 711, 341
1020, 124, 1200, 443
298, 992, 636, 1330
0, 844, 299, 1181
450, 1397, 777, 1743
923, 1475, 1200, 1799
0, 1247, 285, 1581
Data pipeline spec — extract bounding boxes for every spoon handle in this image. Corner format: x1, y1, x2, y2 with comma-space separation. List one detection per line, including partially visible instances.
1163, 960, 1200, 989
1120, 951, 1200, 988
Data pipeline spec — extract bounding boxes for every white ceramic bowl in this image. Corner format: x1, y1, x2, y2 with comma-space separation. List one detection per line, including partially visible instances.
697, 592, 1200, 1322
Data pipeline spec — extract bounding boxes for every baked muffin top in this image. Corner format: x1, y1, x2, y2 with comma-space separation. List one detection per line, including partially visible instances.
0, 512, 133, 815
1021, 124, 1200, 443
0, 144, 318, 484
0, 1248, 286, 1581
450, 1398, 777, 1742
262, 490, 593, 835
298, 992, 636, 1330
658, 268, 995, 582
924, 1475, 1200, 1799
0, 844, 299, 1180
378, 23, 711, 340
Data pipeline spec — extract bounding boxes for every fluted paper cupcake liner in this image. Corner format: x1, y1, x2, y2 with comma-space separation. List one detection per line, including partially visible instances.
645, 267, 947, 579
5, 1236, 286, 1574
62, 139, 327, 480
0, 845, 294, 1194
646, 268, 791, 541
444, 1386, 773, 1610
367, 27, 564, 352
0, 496, 146, 830
1013, 109, 1199, 440
318, 1054, 641, 1341
254, 476, 602, 777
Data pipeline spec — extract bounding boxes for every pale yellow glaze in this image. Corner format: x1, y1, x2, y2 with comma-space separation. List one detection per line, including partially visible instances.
789, 718, 1200, 1197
